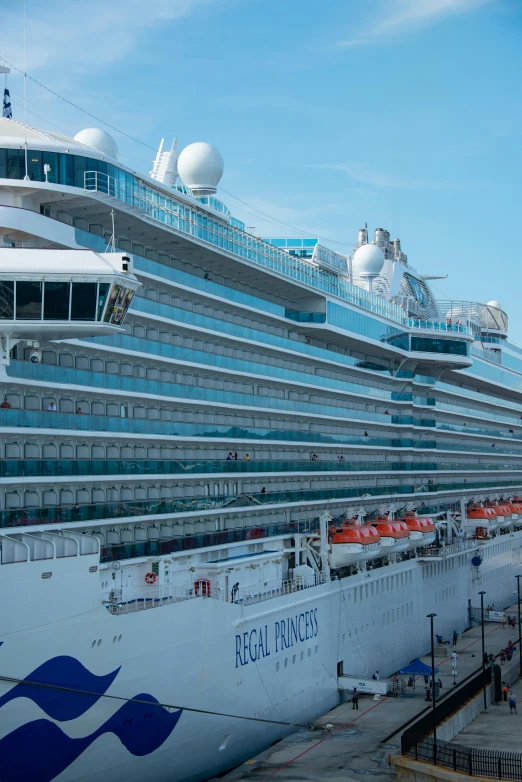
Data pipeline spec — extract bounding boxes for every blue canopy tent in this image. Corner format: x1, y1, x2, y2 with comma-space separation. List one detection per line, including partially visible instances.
398, 658, 439, 676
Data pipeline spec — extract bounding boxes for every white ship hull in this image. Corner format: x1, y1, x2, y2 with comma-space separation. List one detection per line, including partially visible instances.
2, 532, 522, 782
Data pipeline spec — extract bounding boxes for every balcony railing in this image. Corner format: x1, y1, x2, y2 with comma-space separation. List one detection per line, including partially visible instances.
407, 318, 473, 337
0, 458, 520, 479
3, 478, 522, 531
84, 171, 406, 324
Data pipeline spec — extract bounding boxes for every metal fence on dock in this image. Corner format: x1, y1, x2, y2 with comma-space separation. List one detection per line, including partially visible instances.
406, 738, 522, 780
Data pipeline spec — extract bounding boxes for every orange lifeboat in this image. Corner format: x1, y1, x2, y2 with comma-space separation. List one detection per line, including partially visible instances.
463, 503, 497, 538
398, 510, 437, 547
485, 501, 513, 530
329, 521, 381, 568
510, 499, 522, 527
504, 501, 520, 522
371, 515, 410, 553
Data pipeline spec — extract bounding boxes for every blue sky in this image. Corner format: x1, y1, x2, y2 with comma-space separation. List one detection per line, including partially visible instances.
3, 0, 522, 334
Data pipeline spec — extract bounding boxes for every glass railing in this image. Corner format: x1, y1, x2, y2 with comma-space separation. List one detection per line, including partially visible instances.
130, 296, 395, 378
433, 420, 522, 440
471, 346, 502, 365
435, 441, 522, 456
0, 406, 414, 448
83, 172, 406, 324
464, 358, 522, 393
86, 331, 401, 402
3, 477, 522, 530
407, 319, 473, 337
420, 398, 522, 427
2, 458, 521, 479
6, 360, 411, 414
77, 227, 470, 359
436, 381, 522, 415
3, 408, 522, 457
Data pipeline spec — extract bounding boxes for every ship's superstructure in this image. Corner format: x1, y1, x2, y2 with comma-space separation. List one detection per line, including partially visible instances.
0, 117, 522, 782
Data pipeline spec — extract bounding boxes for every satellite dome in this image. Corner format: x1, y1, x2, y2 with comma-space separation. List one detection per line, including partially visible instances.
480, 300, 508, 332
352, 243, 385, 277
74, 128, 119, 160
177, 142, 224, 196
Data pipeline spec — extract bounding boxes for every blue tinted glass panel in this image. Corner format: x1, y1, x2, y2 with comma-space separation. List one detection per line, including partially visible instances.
73, 155, 87, 188
71, 283, 97, 320
44, 282, 70, 320
411, 337, 468, 356
42, 151, 58, 183
6, 149, 24, 179
97, 283, 110, 320
16, 281, 42, 319
27, 151, 43, 181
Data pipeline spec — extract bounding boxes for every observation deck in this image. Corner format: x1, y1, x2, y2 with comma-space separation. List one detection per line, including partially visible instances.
0, 248, 139, 364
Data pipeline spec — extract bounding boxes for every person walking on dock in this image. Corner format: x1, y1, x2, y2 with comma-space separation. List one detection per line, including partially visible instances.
452, 630, 458, 646
502, 615, 507, 629
351, 688, 359, 710
509, 692, 517, 714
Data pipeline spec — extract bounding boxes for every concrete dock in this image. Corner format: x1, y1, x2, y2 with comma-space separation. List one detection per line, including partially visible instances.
218, 604, 521, 781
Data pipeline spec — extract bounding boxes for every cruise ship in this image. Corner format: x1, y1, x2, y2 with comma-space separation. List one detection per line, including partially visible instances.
0, 113, 521, 782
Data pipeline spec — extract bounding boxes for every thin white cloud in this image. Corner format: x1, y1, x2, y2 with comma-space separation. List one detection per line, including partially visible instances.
338, 0, 496, 47
2, 0, 215, 71
305, 162, 467, 191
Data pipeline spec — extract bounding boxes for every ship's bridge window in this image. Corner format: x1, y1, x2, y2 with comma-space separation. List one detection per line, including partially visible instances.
0, 280, 130, 322
16, 281, 42, 319
71, 282, 97, 320
44, 281, 70, 320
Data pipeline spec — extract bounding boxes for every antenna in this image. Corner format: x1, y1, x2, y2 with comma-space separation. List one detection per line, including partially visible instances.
105, 209, 116, 253
23, 0, 29, 181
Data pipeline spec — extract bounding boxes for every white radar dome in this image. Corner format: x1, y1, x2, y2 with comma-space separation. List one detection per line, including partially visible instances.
74, 128, 119, 160
352, 243, 385, 277
487, 300, 502, 309
177, 142, 224, 196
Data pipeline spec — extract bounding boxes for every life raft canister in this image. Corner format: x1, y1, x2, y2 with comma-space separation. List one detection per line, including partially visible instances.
194, 578, 211, 596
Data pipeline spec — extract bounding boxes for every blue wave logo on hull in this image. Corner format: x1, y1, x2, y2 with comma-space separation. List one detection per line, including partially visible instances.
0, 655, 121, 720
0, 655, 182, 782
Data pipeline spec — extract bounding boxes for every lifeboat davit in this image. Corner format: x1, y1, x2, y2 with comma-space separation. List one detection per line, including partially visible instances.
328, 522, 381, 568
462, 503, 497, 539
371, 515, 410, 553
486, 501, 513, 531
399, 510, 437, 547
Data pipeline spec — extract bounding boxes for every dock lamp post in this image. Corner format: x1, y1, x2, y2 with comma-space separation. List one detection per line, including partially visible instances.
515, 575, 522, 676
479, 591, 487, 710
427, 612, 437, 765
